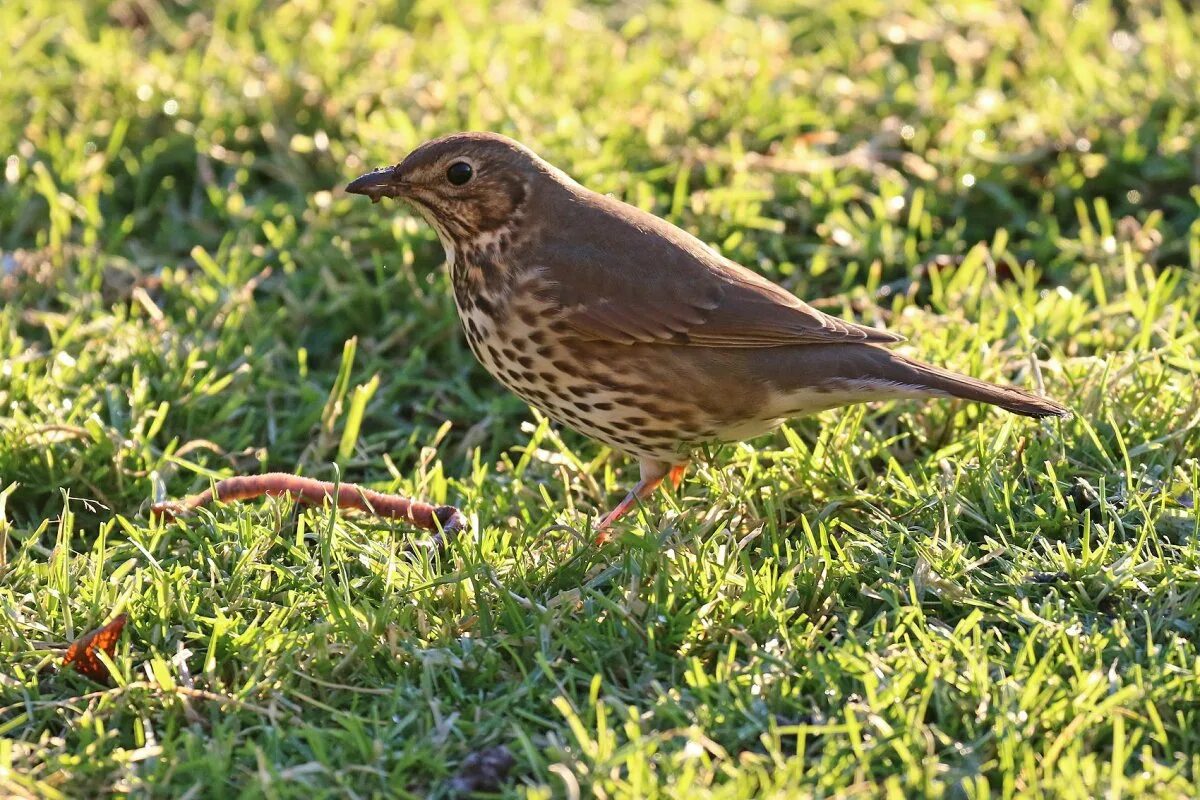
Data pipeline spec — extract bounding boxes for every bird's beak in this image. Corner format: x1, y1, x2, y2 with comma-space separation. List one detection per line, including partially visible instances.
345, 167, 403, 203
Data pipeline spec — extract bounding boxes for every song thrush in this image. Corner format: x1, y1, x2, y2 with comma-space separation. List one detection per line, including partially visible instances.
347, 132, 1068, 532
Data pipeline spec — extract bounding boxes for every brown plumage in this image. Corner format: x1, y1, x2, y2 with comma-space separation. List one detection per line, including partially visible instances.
347, 132, 1068, 533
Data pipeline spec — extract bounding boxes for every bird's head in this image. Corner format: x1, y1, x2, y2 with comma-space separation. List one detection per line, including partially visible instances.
346, 132, 554, 253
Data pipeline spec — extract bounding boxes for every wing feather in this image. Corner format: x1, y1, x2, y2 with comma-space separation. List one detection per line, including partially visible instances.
528, 190, 903, 349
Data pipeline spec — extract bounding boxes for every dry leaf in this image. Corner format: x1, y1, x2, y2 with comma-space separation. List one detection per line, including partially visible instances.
62, 613, 128, 683
448, 745, 516, 796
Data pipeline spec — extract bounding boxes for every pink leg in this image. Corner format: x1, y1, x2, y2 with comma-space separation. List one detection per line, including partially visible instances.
594, 459, 687, 542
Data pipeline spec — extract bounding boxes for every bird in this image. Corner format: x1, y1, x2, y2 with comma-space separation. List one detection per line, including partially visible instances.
346, 132, 1068, 535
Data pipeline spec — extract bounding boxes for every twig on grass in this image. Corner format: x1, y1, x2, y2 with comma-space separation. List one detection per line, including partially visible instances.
151, 472, 466, 545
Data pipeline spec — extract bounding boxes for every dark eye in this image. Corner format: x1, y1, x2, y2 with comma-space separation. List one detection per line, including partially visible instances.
446, 161, 473, 186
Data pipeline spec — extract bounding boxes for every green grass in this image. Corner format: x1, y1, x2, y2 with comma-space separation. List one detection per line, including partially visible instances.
3, 0, 1200, 796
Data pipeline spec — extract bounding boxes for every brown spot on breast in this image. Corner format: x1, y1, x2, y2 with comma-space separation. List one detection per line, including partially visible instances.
473, 292, 496, 317
472, 253, 510, 300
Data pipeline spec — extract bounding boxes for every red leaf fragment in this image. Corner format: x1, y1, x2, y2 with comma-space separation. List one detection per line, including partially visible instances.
62, 613, 128, 683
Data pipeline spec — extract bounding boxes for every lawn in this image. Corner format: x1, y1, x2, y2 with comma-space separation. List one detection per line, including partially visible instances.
2, 0, 1199, 796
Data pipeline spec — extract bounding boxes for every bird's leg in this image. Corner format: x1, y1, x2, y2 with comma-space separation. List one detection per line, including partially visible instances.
594, 471, 666, 541
594, 459, 686, 542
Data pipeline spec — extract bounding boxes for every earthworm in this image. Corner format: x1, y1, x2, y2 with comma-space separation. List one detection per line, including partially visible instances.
152, 473, 466, 540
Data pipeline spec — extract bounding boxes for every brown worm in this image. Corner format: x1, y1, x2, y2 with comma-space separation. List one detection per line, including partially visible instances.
151, 473, 466, 540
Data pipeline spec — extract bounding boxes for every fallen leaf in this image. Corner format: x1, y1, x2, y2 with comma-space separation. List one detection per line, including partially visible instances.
448, 745, 516, 796
63, 613, 128, 683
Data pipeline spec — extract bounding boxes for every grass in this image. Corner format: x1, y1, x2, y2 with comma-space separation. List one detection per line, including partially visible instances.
2, 0, 1199, 796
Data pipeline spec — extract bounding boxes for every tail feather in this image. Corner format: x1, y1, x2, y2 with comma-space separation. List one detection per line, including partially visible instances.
887, 352, 1070, 419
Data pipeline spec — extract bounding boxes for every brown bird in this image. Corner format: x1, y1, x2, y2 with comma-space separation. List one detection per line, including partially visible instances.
347, 132, 1068, 533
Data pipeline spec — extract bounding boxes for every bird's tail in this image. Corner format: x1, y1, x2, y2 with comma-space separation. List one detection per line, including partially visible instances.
884, 351, 1070, 419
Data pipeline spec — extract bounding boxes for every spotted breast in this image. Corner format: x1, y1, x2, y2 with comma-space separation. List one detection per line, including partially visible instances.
449, 245, 773, 466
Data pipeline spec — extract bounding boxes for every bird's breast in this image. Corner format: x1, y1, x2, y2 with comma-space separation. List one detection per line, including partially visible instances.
452, 280, 773, 463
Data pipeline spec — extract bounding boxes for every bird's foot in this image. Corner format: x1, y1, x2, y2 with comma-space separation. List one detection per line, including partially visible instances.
668, 464, 687, 490
594, 490, 643, 544
593, 460, 687, 543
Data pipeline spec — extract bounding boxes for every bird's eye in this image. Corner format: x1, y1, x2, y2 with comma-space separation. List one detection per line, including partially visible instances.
446, 161, 473, 186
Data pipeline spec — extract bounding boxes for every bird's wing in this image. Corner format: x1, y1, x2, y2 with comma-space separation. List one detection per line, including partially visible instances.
531, 194, 903, 348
